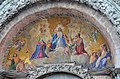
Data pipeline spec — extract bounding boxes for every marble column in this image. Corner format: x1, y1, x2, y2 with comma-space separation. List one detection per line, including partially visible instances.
114, 48, 120, 79
115, 74, 120, 79
114, 48, 120, 68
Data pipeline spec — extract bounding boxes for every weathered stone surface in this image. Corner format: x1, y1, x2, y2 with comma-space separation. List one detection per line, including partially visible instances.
27, 63, 93, 79
0, 2, 119, 70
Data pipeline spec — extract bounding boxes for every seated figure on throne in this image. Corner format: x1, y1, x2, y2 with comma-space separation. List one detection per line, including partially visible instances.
51, 24, 66, 51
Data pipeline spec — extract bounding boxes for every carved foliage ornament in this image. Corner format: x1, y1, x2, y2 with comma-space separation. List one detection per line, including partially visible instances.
27, 63, 94, 79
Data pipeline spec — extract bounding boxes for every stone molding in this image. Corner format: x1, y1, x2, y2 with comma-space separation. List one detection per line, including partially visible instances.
27, 63, 93, 79
113, 0, 120, 7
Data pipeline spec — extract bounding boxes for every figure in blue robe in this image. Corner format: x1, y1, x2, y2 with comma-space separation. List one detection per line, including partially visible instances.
30, 44, 40, 60
95, 44, 112, 69
51, 33, 57, 49
51, 34, 66, 50
97, 51, 112, 69
51, 27, 66, 51
90, 55, 98, 68
30, 41, 48, 60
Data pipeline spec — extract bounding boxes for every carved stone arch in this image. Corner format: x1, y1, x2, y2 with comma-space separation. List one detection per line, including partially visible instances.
0, 2, 120, 69
27, 63, 93, 79
36, 72, 83, 79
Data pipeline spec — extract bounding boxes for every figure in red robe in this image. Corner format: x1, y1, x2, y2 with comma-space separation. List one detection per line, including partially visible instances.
73, 33, 87, 55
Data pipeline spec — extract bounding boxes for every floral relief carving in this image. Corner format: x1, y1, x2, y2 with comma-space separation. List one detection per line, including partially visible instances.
28, 63, 94, 79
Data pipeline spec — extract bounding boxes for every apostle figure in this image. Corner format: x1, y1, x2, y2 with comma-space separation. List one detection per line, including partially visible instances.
73, 33, 87, 55
30, 40, 48, 60
95, 44, 112, 69
51, 29, 57, 50
16, 59, 25, 72
89, 52, 98, 68
10, 53, 19, 70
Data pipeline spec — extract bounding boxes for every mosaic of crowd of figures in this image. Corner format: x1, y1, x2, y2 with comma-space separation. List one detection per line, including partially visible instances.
4, 16, 113, 72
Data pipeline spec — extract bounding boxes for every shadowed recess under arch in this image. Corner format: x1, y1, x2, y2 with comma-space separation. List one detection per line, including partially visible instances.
36, 72, 83, 79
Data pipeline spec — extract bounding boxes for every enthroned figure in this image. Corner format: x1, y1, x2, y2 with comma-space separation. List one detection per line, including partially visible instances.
51, 24, 66, 51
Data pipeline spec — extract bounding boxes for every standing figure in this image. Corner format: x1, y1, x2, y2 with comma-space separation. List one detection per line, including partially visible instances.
30, 40, 48, 60
95, 44, 112, 69
10, 53, 19, 70
24, 51, 31, 65
51, 29, 58, 50
73, 33, 87, 55
47, 40, 52, 52
64, 35, 70, 55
